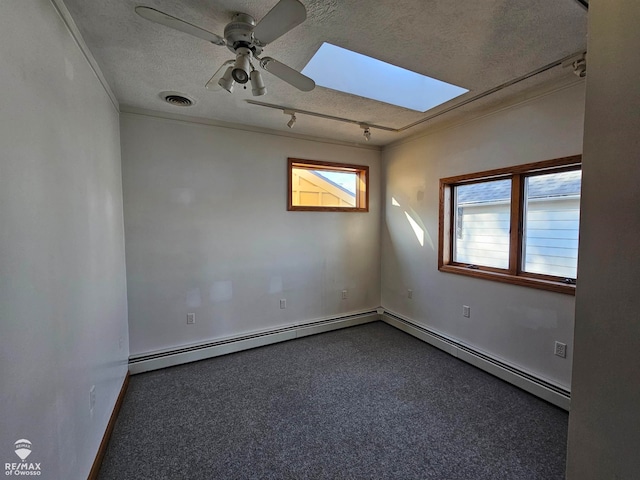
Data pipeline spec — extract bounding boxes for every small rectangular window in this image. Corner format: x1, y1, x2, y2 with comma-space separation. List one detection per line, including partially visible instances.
288, 159, 368, 212
439, 155, 581, 294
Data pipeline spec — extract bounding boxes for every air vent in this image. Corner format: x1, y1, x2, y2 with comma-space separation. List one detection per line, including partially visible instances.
160, 91, 195, 107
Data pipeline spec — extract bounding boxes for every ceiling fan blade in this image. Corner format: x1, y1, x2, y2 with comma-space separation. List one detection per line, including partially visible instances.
205, 60, 235, 91
253, 0, 306, 45
135, 6, 226, 46
260, 57, 315, 92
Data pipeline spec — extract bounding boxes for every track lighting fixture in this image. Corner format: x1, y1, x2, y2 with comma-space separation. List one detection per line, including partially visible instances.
285, 110, 297, 128
572, 57, 586, 78
218, 66, 235, 93
250, 70, 266, 97
361, 124, 371, 141
562, 52, 587, 79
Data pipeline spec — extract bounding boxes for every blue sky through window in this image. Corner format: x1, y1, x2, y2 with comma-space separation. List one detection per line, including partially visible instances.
315, 171, 356, 195
301, 43, 468, 112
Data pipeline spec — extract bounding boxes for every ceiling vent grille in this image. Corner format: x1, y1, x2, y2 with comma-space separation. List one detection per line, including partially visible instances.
160, 91, 195, 107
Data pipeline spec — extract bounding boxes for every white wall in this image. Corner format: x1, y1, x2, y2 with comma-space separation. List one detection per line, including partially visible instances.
567, 0, 640, 477
121, 113, 381, 356
381, 83, 585, 389
0, 1, 128, 479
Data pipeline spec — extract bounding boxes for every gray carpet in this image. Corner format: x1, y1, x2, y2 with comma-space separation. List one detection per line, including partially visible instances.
98, 322, 568, 479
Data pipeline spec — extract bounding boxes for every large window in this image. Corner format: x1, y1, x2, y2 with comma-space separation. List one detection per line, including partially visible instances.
439, 155, 581, 294
288, 158, 368, 212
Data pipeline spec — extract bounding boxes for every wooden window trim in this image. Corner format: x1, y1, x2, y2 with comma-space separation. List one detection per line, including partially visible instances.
288, 158, 369, 212
438, 155, 581, 295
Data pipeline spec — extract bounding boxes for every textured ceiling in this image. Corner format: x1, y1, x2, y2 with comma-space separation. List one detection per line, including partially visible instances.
62, 0, 587, 146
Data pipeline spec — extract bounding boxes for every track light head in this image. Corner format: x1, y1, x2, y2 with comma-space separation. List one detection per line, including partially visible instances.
287, 112, 296, 128
361, 124, 371, 141
572, 58, 586, 78
562, 52, 587, 79
232, 50, 251, 84
218, 66, 235, 93
250, 70, 266, 97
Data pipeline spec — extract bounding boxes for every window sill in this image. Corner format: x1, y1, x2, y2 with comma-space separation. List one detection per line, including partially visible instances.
288, 206, 368, 212
438, 264, 576, 295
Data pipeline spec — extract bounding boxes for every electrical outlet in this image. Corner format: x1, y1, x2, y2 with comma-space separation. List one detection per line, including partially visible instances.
554, 341, 567, 358
342, 290, 348, 300
89, 385, 96, 414
407, 289, 413, 299
187, 313, 195, 324
119, 336, 124, 350
463, 305, 470, 318
280, 299, 286, 309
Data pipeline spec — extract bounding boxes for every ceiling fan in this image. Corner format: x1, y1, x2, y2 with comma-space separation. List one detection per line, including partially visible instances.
135, 0, 315, 96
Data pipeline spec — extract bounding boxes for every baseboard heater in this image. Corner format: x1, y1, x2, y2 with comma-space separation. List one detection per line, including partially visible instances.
128, 310, 379, 375
381, 310, 571, 411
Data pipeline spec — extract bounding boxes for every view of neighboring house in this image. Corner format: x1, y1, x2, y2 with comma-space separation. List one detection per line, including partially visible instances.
291, 168, 357, 207
455, 170, 581, 278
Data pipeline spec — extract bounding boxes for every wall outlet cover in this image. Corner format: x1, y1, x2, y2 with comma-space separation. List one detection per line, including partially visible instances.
554, 341, 567, 358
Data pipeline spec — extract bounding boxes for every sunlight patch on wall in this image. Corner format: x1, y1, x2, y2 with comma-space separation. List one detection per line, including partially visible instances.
404, 211, 425, 247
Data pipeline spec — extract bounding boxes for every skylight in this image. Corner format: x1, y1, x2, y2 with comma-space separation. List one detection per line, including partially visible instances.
301, 43, 469, 112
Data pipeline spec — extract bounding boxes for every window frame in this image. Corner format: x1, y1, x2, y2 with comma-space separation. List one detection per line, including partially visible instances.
288, 158, 369, 212
438, 155, 582, 295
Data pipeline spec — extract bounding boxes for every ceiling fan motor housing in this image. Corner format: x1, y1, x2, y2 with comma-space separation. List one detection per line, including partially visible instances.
224, 13, 262, 55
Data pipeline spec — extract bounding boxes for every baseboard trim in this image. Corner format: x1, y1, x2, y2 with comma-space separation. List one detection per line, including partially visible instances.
128, 311, 380, 375
126, 309, 568, 409
381, 310, 571, 411
88, 371, 130, 480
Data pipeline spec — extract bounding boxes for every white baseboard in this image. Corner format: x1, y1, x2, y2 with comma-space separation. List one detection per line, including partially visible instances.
128, 308, 570, 411
128, 311, 380, 374
381, 310, 571, 411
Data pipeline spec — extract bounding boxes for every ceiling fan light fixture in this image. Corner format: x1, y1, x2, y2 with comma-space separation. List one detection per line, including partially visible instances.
232, 50, 251, 84
218, 66, 235, 93
250, 70, 267, 96
136, 1, 315, 94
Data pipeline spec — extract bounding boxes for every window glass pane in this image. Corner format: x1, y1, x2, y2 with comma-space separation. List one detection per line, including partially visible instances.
291, 167, 357, 207
523, 170, 581, 278
454, 179, 511, 269
302, 42, 468, 112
